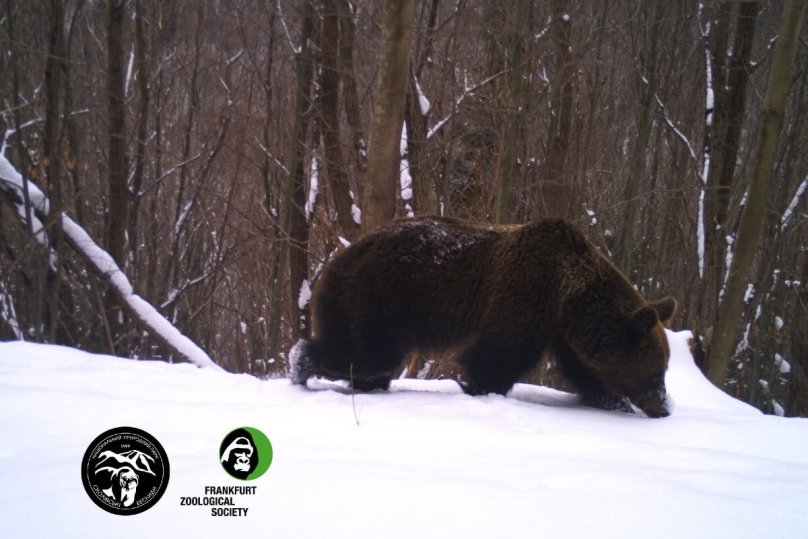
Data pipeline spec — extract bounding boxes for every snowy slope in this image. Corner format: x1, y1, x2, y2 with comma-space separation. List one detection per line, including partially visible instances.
1, 331, 807, 539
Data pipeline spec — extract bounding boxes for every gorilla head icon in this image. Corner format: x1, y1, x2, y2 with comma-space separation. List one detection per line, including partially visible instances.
220, 428, 259, 479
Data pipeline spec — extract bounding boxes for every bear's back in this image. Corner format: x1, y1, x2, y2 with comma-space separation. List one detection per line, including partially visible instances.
312, 217, 510, 348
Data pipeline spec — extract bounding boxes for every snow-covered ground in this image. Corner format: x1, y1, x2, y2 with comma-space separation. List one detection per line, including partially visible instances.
1, 330, 807, 538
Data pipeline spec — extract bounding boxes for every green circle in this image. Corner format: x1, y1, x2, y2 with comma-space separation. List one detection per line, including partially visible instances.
242, 426, 272, 480
220, 426, 273, 481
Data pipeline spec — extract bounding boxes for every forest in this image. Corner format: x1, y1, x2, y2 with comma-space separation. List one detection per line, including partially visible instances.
1, 0, 806, 416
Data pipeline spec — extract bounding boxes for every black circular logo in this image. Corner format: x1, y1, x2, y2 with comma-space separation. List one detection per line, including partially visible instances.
81, 427, 170, 515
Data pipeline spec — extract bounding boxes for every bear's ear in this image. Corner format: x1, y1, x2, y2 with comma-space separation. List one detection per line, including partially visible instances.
649, 296, 677, 323
629, 306, 659, 337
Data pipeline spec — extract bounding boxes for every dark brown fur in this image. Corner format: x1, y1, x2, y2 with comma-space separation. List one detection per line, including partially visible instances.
290, 216, 676, 417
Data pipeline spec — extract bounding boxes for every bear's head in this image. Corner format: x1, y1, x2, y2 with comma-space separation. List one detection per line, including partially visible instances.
601, 296, 677, 418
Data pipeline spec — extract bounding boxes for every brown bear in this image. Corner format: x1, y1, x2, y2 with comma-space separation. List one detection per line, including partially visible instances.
290, 216, 676, 418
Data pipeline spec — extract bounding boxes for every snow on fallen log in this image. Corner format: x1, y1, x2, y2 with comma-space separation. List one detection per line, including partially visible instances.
0, 153, 220, 370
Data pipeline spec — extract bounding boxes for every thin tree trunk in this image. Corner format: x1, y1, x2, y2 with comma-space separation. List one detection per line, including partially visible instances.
786, 254, 808, 416
414, 0, 440, 78
106, 0, 127, 268
261, 9, 284, 363
406, 67, 437, 214
129, 0, 151, 277
104, 0, 127, 345
7, 0, 43, 341
43, 0, 66, 342
407, 0, 440, 216
616, 2, 663, 269
701, 1, 758, 334
361, 0, 417, 235
336, 0, 367, 178
321, 0, 360, 240
707, 0, 807, 384
494, 0, 528, 224
282, 0, 316, 340
166, 3, 202, 301
540, 0, 575, 219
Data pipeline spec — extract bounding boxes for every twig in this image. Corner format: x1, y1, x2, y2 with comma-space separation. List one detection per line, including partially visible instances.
350, 363, 360, 426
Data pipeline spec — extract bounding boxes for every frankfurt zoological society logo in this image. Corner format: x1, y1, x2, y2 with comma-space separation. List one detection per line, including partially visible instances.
81, 427, 170, 515
219, 427, 272, 481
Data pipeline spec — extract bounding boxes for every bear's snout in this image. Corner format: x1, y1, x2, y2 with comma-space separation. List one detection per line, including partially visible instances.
631, 387, 671, 418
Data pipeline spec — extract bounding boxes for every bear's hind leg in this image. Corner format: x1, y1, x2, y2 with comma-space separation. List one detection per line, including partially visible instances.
456, 335, 540, 396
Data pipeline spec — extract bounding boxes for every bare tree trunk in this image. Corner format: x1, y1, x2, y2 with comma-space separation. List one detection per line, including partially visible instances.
7, 0, 44, 341
43, 0, 66, 342
616, 2, 663, 269
166, 3, 202, 303
61, 1, 86, 221
361, 0, 417, 235
540, 0, 575, 219
336, 0, 366, 178
707, 0, 807, 384
406, 68, 437, 214
261, 9, 284, 364
129, 0, 151, 277
494, 0, 528, 225
701, 1, 758, 334
103, 0, 128, 347
321, 0, 360, 240
282, 0, 316, 340
406, 0, 439, 215
786, 254, 808, 416
414, 0, 440, 79
106, 0, 127, 268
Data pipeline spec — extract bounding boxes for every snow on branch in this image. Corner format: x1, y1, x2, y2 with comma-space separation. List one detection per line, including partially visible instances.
427, 69, 509, 140
780, 176, 807, 232
654, 94, 698, 162
0, 153, 220, 370
276, 0, 301, 55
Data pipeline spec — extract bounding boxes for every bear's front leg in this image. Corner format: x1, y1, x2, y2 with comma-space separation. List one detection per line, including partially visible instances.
552, 337, 635, 415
